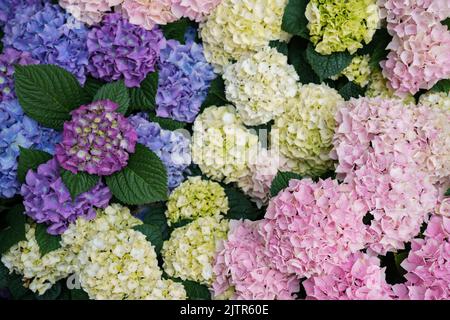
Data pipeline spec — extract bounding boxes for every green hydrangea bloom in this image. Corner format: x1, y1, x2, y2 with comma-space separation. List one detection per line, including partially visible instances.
305, 0, 380, 55
333, 55, 371, 87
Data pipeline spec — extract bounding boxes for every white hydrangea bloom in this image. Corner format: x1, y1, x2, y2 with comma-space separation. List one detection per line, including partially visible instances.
418, 91, 450, 112
223, 47, 299, 126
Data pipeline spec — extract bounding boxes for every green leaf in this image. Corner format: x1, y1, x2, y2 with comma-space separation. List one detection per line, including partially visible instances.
148, 112, 186, 131
93, 80, 129, 114
169, 218, 193, 231
338, 81, 366, 100
430, 79, 450, 93
270, 171, 302, 197
182, 280, 211, 300
394, 252, 408, 275
105, 144, 168, 205
224, 187, 259, 221
34, 223, 62, 256
17, 147, 53, 183
201, 77, 228, 110
269, 40, 289, 56
0, 204, 26, 255
7, 274, 29, 299
358, 28, 392, 69
0, 261, 9, 288
141, 203, 169, 240
442, 17, 450, 28
83, 77, 105, 99
281, 0, 309, 39
128, 71, 159, 112
445, 188, 450, 197
288, 36, 320, 84
60, 169, 99, 200
14, 64, 86, 129
133, 224, 163, 255
161, 18, 190, 44
36, 282, 61, 300
70, 288, 90, 300
305, 44, 353, 81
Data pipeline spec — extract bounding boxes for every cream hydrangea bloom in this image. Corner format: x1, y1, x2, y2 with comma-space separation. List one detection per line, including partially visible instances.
271, 83, 344, 177
333, 55, 371, 87
418, 91, 450, 112
366, 68, 415, 104
192, 105, 260, 183
306, 0, 380, 55
199, 0, 290, 72
162, 216, 229, 285
1, 224, 76, 295
166, 176, 229, 225
223, 47, 299, 126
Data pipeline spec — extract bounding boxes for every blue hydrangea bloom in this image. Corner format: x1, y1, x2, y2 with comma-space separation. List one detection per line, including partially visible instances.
2, 2, 89, 83
129, 114, 191, 189
0, 100, 60, 198
155, 38, 216, 123
0, 0, 41, 27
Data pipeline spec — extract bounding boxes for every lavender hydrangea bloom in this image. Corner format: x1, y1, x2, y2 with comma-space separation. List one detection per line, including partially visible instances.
129, 114, 191, 189
3, 3, 89, 83
0, 48, 39, 102
0, 0, 41, 27
0, 100, 60, 198
21, 158, 112, 235
55, 100, 137, 176
156, 39, 216, 123
87, 13, 164, 88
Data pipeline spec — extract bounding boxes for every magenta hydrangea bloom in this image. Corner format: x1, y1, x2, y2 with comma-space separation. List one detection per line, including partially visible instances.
87, 13, 164, 88
21, 158, 112, 235
303, 252, 394, 300
260, 178, 369, 278
213, 220, 300, 300
0, 48, 38, 102
332, 97, 439, 254
55, 100, 137, 176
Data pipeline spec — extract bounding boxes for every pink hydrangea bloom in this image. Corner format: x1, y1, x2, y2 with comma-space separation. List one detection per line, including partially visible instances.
121, 0, 176, 30
395, 215, 450, 300
260, 178, 369, 278
303, 252, 394, 300
212, 219, 300, 300
59, 0, 123, 25
332, 98, 439, 254
171, 0, 221, 22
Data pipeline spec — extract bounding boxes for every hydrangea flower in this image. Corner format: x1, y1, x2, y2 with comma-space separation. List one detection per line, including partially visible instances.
0, 48, 38, 102
165, 176, 228, 225
332, 97, 439, 254
162, 216, 229, 285
260, 178, 369, 278
419, 91, 450, 112
192, 105, 259, 183
365, 68, 415, 104
87, 13, 164, 88
0, 100, 60, 198
332, 55, 371, 87
271, 83, 344, 177
156, 39, 216, 123
305, 0, 380, 54
303, 252, 394, 300
55, 100, 137, 176
59, 0, 123, 25
128, 114, 191, 189
0, 0, 41, 27
21, 158, 112, 235
213, 219, 300, 300
199, 0, 290, 72
1, 224, 76, 295
223, 47, 299, 126
3, 2, 89, 83
171, 0, 221, 22
121, 0, 177, 30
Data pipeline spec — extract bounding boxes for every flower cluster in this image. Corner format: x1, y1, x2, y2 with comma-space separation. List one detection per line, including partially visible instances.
162, 216, 229, 284
0, 0, 40, 27
333, 55, 371, 87
156, 39, 216, 123
21, 158, 111, 235
223, 47, 299, 126
199, 0, 289, 72
380, 0, 450, 94
419, 91, 450, 112
87, 13, 164, 87
55, 100, 137, 176
171, 0, 221, 22
3, 2, 89, 83
165, 176, 229, 225
213, 220, 300, 300
129, 114, 191, 189
271, 83, 344, 177
0, 100, 60, 198
305, 0, 380, 55
120, 0, 177, 30
59, 0, 123, 25
365, 68, 415, 104
192, 105, 259, 183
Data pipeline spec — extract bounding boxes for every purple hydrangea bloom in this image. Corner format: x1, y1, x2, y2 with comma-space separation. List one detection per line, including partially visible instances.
21, 158, 112, 235
156, 39, 216, 123
0, 48, 39, 102
87, 13, 164, 88
0, 0, 41, 27
55, 100, 138, 176
0, 100, 60, 198
2, 2, 89, 83
129, 114, 191, 189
